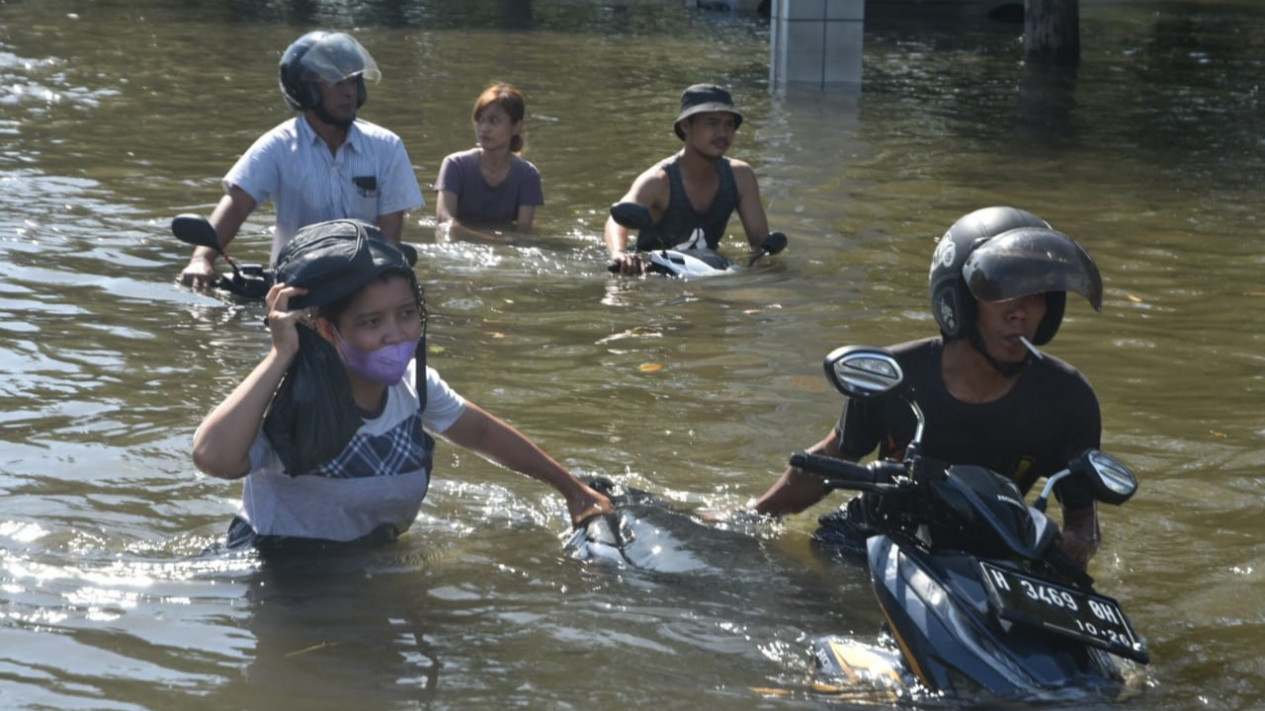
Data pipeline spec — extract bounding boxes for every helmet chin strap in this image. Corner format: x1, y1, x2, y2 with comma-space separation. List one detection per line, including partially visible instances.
312, 104, 355, 130
967, 328, 1029, 377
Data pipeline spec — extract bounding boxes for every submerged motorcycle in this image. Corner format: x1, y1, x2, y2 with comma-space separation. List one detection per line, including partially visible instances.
171, 215, 420, 299
171, 214, 273, 298
794, 345, 1149, 701
606, 201, 786, 279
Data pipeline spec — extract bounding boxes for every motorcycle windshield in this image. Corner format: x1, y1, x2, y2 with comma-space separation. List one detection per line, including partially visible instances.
930, 466, 1040, 559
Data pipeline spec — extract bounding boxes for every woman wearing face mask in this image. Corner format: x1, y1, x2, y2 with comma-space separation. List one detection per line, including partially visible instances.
192, 219, 611, 550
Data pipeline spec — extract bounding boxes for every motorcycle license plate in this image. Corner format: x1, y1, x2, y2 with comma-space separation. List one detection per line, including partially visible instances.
979, 562, 1148, 663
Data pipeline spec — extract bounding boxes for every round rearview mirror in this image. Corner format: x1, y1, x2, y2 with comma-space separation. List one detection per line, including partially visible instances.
822, 346, 905, 400
1074, 449, 1138, 505
171, 214, 222, 252
609, 202, 654, 231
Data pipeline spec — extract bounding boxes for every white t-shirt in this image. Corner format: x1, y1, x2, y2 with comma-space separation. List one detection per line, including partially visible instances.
239, 363, 466, 542
224, 115, 425, 263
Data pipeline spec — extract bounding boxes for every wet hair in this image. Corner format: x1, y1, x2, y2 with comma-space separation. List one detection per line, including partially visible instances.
316, 268, 427, 334
472, 83, 526, 153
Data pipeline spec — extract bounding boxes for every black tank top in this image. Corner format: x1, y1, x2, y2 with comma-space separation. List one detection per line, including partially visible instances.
635, 154, 739, 251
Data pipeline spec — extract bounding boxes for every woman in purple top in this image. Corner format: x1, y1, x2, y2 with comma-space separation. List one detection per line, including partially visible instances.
435, 84, 543, 232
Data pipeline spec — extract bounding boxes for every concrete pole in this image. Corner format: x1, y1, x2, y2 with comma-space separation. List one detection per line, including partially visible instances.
769, 0, 864, 90
1025, 0, 1080, 67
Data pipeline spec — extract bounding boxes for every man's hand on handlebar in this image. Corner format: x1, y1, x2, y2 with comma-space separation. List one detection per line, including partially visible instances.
610, 251, 647, 276
179, 254, 218, 288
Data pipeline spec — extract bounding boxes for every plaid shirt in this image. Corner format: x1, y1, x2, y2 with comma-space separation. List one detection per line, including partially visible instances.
237, 364, 466, 542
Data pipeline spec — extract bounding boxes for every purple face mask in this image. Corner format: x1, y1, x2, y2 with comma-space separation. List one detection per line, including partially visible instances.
337, 337, 416, 385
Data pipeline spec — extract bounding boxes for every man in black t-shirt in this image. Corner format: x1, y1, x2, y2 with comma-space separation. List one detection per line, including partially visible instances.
752, 207, 1106, 567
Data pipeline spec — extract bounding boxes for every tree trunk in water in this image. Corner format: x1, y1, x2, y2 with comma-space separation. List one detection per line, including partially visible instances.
1025, 0, 1080, 67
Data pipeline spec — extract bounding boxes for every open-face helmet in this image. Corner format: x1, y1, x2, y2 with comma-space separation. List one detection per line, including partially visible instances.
278, 31, 381, 111
929, 206, 1103, 346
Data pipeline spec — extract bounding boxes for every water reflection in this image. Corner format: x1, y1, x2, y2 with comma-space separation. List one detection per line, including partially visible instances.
1, 0, 1264, 708
229, 555, 442, 708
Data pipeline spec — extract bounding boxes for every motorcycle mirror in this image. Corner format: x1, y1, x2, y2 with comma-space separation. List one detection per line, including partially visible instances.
822, 345, 905, 399
1071, 449, 1138, 505
172, 213, 250, 280
761, 232, 788, 256
747, 232, 788, 268
609, 202, 654, 230
171, 214, 222, 253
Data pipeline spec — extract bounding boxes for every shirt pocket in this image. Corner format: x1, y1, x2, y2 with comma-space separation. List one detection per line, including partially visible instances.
349, 174, 380, 219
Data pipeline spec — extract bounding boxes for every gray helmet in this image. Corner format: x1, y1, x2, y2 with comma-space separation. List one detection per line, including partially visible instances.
929, 207, 1103, 346
278, 31, 380, 111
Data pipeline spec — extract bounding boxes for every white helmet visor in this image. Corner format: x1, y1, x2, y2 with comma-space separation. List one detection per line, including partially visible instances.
300, 33, 381, 84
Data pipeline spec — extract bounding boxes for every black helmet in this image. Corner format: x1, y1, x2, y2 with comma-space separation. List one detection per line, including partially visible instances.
278, 31, 380, 111
274, 219, 417, 311
929, 206, 1102, 346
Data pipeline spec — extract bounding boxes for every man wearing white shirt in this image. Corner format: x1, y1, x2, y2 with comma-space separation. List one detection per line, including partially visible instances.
180, 31, 423, 287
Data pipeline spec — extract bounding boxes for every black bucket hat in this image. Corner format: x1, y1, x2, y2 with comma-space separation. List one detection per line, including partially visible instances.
673, 83, 743, 140
273, 219, 418, 310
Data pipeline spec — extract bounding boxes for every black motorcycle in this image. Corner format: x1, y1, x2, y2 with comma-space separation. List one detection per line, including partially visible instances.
793, 345, 1149, 701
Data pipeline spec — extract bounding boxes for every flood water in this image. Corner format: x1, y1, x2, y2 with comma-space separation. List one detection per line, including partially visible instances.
1, 0, 1263, 708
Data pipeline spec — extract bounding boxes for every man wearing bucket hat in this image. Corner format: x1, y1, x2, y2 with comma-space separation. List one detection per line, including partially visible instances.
605, 83, 781, 275
192, 219, 612, 549
179, 30, 424, 289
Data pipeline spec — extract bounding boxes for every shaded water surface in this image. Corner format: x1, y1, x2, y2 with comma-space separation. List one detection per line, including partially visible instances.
1, 0, 1262, 708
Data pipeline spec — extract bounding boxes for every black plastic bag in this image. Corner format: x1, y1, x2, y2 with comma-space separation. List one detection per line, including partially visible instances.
262, 325, 362, 475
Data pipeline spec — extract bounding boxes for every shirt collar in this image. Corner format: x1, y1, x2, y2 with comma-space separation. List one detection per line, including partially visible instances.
297, 113, 363, 154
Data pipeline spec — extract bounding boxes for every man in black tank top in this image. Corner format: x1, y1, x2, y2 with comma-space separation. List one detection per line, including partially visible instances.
605, 84, 777, 275
747, 207, 1110, 569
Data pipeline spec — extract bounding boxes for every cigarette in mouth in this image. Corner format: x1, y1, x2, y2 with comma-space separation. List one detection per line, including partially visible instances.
1019, 336, 1045, 360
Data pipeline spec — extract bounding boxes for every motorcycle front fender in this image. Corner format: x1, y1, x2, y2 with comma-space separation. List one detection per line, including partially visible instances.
866, 536, 1113, 697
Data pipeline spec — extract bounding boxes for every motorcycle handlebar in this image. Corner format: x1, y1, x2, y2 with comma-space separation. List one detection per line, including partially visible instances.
789, 452, 896, 490
1043, 538, 1096, 590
